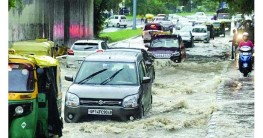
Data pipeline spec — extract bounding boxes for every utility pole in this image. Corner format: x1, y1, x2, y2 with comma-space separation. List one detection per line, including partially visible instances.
132, 0, 137, 30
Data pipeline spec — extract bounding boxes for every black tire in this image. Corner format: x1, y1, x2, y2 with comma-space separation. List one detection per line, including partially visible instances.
117, 23, 120, 28
243, 72, 248, 77
124, 25, 127, 28
138, 105, 144, 119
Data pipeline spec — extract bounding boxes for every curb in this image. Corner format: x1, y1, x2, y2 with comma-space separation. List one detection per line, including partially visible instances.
108, 35, 141, 47
205, 82, 224, 138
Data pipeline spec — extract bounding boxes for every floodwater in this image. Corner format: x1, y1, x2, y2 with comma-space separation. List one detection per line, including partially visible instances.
58, 34, 251, 138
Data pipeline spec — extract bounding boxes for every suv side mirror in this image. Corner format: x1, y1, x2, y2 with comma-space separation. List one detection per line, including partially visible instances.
65, 75, 73, 82
145, 44, 150, 48
142, 77, 151, 84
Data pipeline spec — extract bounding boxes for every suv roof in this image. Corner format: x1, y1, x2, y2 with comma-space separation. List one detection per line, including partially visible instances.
85, 51, 143, 62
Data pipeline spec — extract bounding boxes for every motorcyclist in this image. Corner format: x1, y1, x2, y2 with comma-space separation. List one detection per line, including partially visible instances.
236, 32, 254, 69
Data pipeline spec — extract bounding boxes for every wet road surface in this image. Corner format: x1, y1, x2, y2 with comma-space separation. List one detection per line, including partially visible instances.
58, 33, 254, 138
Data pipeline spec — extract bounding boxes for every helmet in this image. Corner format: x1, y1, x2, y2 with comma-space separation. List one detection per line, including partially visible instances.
243, 32, 249, 36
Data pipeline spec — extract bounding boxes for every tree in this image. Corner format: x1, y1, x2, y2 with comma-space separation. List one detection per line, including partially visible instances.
224, 0, 254, 15
94, 0, 122, 37
8, 0, 22, 11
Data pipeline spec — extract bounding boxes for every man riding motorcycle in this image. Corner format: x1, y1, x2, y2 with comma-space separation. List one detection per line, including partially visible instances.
236, 32, 254, 69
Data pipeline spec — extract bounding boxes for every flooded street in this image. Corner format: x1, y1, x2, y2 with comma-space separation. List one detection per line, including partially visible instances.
58, 34, 254, 138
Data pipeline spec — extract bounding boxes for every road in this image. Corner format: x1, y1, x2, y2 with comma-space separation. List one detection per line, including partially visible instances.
102, 19, 144, 33
57, 31, 254, 138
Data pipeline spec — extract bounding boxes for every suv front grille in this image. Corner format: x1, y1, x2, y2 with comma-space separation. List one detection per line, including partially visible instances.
80, 98, 122, 106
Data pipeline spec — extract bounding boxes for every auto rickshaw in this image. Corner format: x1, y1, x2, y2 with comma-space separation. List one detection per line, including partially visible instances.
212, 21, 225, 37
145, 14, 154, 23
8, 49, 63, 138
10, 39, 57, 58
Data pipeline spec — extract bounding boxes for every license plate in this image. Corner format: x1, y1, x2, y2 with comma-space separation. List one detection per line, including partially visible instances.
88, 109, 112, 115
195, 38, 201, 40
243, 52, 249, 55
78, 60, 82, 64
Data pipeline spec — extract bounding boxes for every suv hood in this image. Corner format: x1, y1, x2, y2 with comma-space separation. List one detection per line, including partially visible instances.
68, 84, 140, 99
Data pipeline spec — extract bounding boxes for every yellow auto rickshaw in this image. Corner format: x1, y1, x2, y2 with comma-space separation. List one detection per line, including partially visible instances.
145, 14, 154, 23
10, 39, 57, 58
8, 50, 63, 138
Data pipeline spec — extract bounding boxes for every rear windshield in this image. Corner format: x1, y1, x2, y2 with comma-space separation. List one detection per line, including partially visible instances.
8, 63, 34, 92
144, 24, 162, 30
121, 16, 126, 19
73, 43, 98, 51
193, 28, 207, 33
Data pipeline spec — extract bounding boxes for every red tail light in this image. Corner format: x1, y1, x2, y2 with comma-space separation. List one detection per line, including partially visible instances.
67, 49, 74, 55
97, 50, 103, 52
120, 20, 121, 22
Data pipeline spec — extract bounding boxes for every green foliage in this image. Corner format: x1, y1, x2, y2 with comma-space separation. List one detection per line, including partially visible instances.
8, 0, 23, 11
100, 28, 142, 43
225, 0, 254, 15
94, 0, 122, 37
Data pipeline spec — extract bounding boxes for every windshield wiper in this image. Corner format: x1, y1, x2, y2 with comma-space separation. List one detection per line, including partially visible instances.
78, 69, 107, 84
100, 68, 124, 85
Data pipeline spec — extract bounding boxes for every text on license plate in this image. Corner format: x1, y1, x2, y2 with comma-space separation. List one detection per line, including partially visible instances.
242, 52, 249, 55
88, 109, 112, 115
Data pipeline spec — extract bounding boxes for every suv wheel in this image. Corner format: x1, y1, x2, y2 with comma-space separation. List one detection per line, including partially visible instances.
117, 23, 120, 28
138, 105, 144, 119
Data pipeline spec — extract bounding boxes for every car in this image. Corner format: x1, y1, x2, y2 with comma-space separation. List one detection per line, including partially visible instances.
64, 51, 153, 122
160, 20, 174, 32
153, 16, 166, 23
178, 17, 188, 22
106, 47, 155, 82
168, 14, 177, 20
187, 16, 197, 25
177, 21, 188, 30
145, 34, 186, 63
66, 40, 109, 68
105, 15, 127, 28
182, 22, 193, 28
194, 20, 206, 26
195, 12, 206, 18
175, 31, 194, 48
180, 26, 193, 33
142, 23, 164, 43
192, 25, 211, 43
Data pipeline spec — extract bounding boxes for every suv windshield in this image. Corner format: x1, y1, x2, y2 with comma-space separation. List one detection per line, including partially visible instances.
73, 43, 98, 51
8, 63, 34, 92
193, 28, 207, 33
151, 39, 179, 48
75, 62, 138, 85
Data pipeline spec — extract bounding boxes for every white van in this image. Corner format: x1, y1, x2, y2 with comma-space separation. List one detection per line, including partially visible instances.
105, 15, 127, 28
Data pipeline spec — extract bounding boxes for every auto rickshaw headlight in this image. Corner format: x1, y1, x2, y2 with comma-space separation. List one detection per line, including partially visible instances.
15, 106, 24, 114
66, 92, 79, 107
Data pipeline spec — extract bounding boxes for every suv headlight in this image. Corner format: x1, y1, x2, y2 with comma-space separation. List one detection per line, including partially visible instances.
172, 52, 180, 56
122, 94, 139, 108
66, 92, 79, 107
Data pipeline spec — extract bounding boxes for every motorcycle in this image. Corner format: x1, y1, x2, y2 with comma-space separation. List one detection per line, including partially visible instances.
239, 46, 253, 77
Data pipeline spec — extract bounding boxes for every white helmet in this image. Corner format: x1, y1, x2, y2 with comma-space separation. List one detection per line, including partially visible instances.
243, 32, 249, 36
